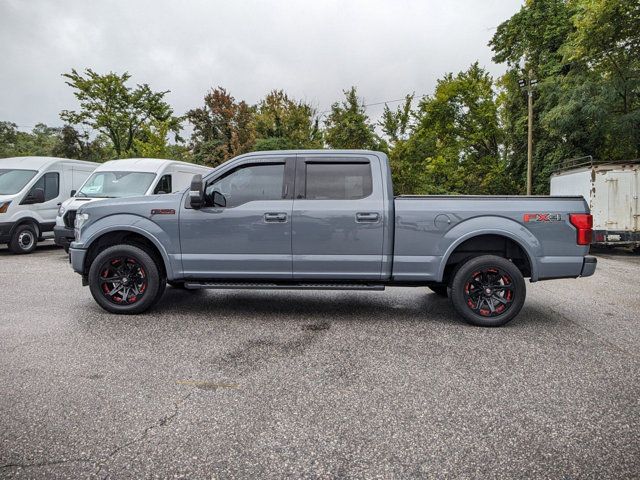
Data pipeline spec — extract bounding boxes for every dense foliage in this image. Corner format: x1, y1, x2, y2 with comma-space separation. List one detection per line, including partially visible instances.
2, 0, 637, 194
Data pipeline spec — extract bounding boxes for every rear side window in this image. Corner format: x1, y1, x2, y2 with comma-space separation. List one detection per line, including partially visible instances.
28, 172, 60, 201
154, 174, 172, 194
305, 163, 372, 200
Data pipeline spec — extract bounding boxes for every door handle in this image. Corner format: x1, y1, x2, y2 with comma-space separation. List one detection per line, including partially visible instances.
355, 212, 380, 223
264, 212, 287, 223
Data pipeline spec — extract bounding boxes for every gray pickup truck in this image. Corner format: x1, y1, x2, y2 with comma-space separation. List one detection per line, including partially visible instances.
69, 150, 596, 326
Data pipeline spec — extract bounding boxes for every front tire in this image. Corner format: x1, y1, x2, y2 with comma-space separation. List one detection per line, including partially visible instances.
449, 255, 526, 327
9, 224, 38, 254
88, 244, 162, 314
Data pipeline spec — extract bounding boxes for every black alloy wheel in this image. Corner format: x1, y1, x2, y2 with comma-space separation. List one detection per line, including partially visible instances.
450, 255, 526, 327
88, 244, 162, 314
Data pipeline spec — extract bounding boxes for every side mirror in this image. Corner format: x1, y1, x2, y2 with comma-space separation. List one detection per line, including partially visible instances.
189, 174, 204, 209
70, 189, 76, 197
23, 188, 45, 204
213, 191, 226, 208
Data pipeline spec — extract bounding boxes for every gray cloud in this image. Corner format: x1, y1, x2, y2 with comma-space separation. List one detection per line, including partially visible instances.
0, 0, 522, 130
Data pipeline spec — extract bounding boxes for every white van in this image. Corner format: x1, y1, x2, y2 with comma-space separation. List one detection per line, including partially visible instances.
0, 157, 98, 254
54, 158, 210, 250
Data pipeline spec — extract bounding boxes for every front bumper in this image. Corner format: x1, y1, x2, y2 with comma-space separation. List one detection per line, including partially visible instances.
580, 256, 597, 277
69, 246, 87, 274
0, 221, 15, 243
54, 225, 74, 248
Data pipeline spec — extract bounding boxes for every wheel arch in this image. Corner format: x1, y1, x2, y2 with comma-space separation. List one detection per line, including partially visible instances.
82, 227, 173, 280
438, 228, 538, 283
9, 218, 41, 238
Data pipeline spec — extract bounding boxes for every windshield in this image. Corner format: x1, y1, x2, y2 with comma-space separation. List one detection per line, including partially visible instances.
77, 171, 157, 198
0, 169, 38, 195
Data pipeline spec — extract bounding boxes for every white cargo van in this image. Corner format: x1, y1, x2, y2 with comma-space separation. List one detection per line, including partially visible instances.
54, 158, 210, 250
550, 160, 639, 249
0, 157, 97, 254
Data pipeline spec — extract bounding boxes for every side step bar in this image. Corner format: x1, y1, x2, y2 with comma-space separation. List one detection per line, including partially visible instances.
184, 281, 386, 291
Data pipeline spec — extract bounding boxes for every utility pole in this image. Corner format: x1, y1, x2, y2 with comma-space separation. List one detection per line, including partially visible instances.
518, 71, 537, 195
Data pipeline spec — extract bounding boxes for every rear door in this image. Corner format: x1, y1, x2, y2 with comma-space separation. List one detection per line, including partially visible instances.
604, 170, 635, 232
292, 155, 385, 279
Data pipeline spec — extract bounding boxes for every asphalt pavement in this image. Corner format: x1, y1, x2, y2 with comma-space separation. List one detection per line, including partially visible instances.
0, 243, 638, 479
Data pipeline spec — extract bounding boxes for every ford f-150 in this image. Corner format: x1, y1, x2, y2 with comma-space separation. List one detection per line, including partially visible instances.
68, 150, 596, 326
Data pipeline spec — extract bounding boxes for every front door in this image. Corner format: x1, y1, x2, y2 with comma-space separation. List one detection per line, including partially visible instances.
292, 155, 385, 280
180, 157, 294, 279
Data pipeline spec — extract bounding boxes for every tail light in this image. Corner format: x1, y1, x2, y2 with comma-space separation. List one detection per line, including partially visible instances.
569, 214, 593, 245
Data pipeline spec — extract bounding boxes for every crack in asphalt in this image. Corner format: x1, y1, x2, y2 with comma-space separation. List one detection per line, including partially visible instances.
94, 391, 194, 479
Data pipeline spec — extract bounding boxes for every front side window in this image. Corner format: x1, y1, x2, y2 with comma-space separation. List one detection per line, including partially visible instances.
205, 163, 285, 208
305, 162, 372, 200
0, 169, 37, 195
154, 174, 172, 194
27, 172, 60, 201
77, 171, 157, 198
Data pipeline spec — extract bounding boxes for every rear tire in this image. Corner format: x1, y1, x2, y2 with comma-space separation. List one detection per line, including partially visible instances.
88, 244, 161, 314
449, 255, 525, 327
9, 224, 38, 254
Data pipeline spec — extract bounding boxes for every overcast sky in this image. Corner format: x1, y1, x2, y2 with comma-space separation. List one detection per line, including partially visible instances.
0, 0, 523, 131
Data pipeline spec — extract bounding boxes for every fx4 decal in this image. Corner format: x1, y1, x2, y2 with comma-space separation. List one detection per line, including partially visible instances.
523, 213, 562, 223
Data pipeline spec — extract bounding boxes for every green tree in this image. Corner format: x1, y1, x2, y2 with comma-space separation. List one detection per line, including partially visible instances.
390, 64, 512, 195
52, 125, 111, 162
186, 87, 255, 166
60, 68, 181, 157
324, 87, 384, 150
379, 94, 414, 145
490, 0, 640, 193
253, 90, 322, 150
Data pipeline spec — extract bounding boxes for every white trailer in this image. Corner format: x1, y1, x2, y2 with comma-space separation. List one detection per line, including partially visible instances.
550, 160, 639, 248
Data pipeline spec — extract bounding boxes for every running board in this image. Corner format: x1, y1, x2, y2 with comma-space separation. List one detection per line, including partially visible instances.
183, 281, 385, 291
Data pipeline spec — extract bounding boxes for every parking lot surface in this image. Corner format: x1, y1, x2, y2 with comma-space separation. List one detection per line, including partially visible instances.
1, 244, 639, 479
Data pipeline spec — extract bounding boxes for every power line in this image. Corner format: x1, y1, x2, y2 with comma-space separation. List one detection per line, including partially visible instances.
317, 93, 429, 117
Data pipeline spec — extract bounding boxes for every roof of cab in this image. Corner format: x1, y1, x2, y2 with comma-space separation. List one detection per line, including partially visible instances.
94, 158, 210, 173
0, 156, 97, 170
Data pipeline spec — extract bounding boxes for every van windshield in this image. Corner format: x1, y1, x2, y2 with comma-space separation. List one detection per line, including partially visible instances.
77, 171, 157, 198
0, 169, 38, 195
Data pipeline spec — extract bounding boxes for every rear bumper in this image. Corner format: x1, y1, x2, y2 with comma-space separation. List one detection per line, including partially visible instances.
592, 230, 640, 246
69, 246, 87, 274
54, 226, 74, 248
580, 256, 597, 277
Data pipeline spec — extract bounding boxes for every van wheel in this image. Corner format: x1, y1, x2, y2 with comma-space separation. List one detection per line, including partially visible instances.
88, 245, 161, 314
9, 224, 38, 254
449, 255, 525, 327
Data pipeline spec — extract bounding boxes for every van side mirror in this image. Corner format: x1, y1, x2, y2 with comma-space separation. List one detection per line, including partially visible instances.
70, 189, 76, 197
189, 174, 204, 209
22, 188, 45, 205
213, 191, 226, 208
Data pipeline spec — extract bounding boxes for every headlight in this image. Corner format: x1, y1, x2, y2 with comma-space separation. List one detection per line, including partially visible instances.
74, 212, 89, 240
0, 201, 11, 214
58, 205, 66, 216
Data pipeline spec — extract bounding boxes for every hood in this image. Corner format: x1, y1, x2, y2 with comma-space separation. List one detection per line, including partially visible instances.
0, 195, 15, 204
60, 196, 101, 211
77, 192, 183, 220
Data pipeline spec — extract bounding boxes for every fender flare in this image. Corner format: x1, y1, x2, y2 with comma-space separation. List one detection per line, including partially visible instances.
9, 218, 41, 239
437, 217, 541, 282
80, 216, 176, 279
